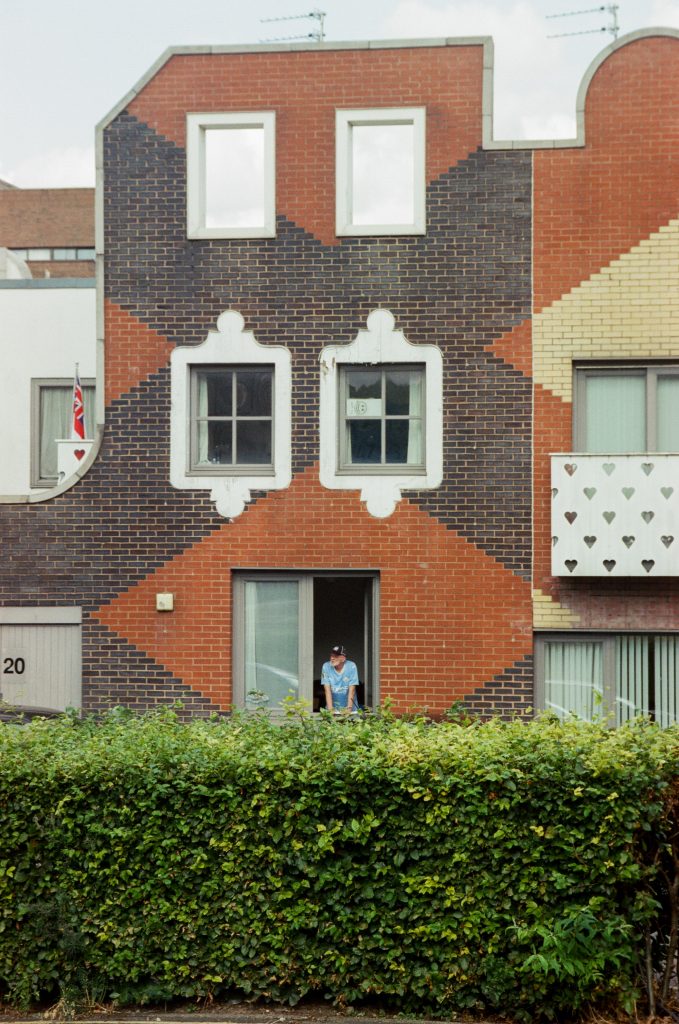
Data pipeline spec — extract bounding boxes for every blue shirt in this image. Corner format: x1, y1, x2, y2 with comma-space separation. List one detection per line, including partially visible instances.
321, 659, 359, 711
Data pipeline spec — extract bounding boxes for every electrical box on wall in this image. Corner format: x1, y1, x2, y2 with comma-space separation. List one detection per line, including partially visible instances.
156, 593, 174, 612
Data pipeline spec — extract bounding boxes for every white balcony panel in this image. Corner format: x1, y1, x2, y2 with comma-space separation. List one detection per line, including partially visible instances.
551, 454, 679, 577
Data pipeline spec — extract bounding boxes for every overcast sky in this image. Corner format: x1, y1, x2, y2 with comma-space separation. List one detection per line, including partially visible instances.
2, 0, 679, 188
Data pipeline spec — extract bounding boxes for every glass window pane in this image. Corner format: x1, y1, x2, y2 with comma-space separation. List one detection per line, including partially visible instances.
657, 376, 679, 451
39, 384, 95, 481
386, 369, 422, 415
386, 420, 415, 464
205, 126, 265, 229
76, 248, 95, 259
585, 374, 645, 452
196, 421, 232, 465
236, 370, 272, 416
544, 641, 603, 721
615, 635, 649, 724
351, 123, 414, 226
200, 371, 232, 417
53, 248, 77, 260
27, 248, 51, 260
348, 421, 381, 464
654, 636, 679, 727
347, 369, 380, 401
236, 421, 272, 465
244, 581, 299, 709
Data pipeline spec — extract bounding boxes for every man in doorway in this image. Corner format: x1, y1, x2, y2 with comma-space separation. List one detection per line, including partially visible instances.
322, 644, 359, 713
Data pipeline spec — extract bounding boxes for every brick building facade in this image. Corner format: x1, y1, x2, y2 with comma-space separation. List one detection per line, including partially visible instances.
1, 30, 678, 720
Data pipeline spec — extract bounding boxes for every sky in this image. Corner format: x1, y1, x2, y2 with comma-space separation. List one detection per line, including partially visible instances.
1, 0, 679, 188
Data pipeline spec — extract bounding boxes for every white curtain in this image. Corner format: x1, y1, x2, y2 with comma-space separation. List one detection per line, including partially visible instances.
585, 375, 645, 452
197, 375, 209, 464
406, 370, 423, 464
655, 636, 679, 727
615, 635, 649, 724
657, 377, 679, 451
544, 641, 602, 721
244, 581, 299, 709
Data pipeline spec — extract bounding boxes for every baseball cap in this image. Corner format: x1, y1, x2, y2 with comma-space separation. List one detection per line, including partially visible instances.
330, 644, 346, 656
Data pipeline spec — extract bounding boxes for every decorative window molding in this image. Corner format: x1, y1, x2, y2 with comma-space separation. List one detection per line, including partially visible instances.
186, 112, 276, 239
170, 310, 291, 519
335, 107, 426, 236
319, 309, 442, 518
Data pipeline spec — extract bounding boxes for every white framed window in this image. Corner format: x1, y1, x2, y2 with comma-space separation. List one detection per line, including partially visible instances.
575, 364, 679, 453
186, 112, 276, 239
31, 378, 95, 488
319, 310, 442, 518
170, 311, 291, 519
338, 364, 425, 473
335, 107, 426, 236
190, 366, 274, 473
536, 632, 679, 727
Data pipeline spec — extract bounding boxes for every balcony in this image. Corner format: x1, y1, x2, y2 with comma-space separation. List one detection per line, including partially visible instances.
551, 454, 679, 577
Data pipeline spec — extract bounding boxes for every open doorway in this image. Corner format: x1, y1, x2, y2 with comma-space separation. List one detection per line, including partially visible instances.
232, 571, 378, 711
312, 576, 375, 711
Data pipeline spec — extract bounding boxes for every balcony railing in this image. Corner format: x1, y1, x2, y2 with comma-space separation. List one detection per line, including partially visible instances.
551, 454, 679, 577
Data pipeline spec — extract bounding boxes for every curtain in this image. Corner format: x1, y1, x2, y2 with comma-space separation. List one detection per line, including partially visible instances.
406, 370, 423, 464
544, 641, 603, 721
615, 635, 649, 724
655, 636, 679, 727
197, 374, 209, 464
657, 377, 679, 451
585, 375, 645, 452
244, 581, 299, 709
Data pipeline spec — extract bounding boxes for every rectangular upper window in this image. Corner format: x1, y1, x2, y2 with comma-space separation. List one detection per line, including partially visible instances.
31, 379, 95, 488
575, 365, 679, 453
338, 364, 425, 472
186, 112, 276, 239
536, 633, 679, 727
335, 108, 426, 236
190, 366, 274, 473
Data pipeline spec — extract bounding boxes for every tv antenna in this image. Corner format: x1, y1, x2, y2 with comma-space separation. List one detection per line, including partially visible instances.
260, 8, 326, 43
547, 4, 620, 40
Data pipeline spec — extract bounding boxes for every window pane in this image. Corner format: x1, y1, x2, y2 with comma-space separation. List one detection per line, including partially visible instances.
244, 581, 299, 709
200, 370, 232, 417
348, 420, 381, 463
53, 248, 77, 260
386, 369, 422, 415
236, 421, 272, 465
76, 248, 95, 259
236, 370, 272, 416
39, 384, 95, 481
196, 421, 232, 465
585, 374, 645, 452
657, 376, 679, 451
385, 420, 417, 464
351, 123, 414, 226
27, 248, 51, 260
615, 635, 649, 724
205, 126, 265, 229
544, 641, 603, 721
347, 369, 380, 401
654, 636, 679, 727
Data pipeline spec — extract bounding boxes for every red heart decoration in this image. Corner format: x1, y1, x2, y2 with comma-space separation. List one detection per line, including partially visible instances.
74, 449, 86, 461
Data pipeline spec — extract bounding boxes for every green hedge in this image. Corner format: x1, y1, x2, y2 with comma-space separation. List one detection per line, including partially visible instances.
0, 708, 677, 1020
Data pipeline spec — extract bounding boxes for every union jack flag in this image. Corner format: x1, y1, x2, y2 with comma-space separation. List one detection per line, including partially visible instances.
71, 366, 85, 440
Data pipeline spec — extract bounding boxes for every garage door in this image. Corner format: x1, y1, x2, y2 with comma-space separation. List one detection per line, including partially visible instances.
0, 607, 81, 713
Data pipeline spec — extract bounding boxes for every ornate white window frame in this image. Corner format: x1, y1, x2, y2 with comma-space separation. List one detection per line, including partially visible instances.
319, 310, 443, 518
170, 310, 291, 519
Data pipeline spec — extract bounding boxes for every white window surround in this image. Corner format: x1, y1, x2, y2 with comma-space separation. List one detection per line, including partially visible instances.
170, 310, 291, 519
319, 309, 443, 518
186, 112, 276, 239
335, 107, 426, 236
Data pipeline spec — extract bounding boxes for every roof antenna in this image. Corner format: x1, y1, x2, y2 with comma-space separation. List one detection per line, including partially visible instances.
260, 8, 326, 43
546, 4, 620, 40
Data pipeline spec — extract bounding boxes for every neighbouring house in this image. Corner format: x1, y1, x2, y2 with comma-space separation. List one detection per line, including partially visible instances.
1, 30, 678, 721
